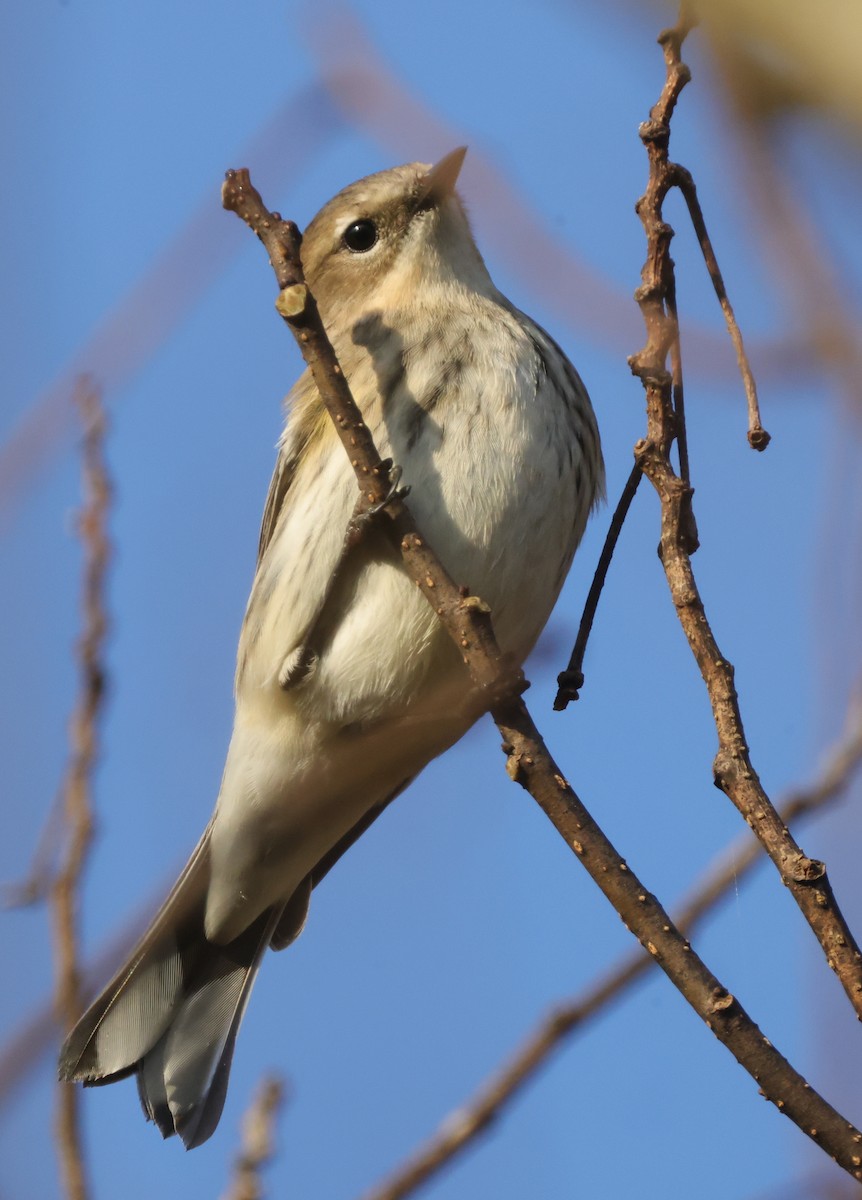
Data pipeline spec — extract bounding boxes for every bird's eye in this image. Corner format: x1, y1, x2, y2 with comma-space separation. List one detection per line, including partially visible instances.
342, 219, 378, 253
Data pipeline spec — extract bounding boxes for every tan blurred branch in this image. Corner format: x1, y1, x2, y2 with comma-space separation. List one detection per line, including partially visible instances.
709, 40, 862, 417
358, 689, 862, 1200
49, 379, 112, 1200
690, 0, 862, 134
3, 793, 66, 908
221, 1076, 286, 1200
0, 86, 341, 527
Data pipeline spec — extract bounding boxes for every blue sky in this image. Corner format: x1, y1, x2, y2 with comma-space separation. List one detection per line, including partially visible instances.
2, 1, 862, 1197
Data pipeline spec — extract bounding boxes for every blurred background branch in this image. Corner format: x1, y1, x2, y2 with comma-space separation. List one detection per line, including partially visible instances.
50, 380, 111, 1200
221, 1076, 285, 1200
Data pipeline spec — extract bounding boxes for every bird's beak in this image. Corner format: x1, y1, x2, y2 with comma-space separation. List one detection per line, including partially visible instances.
416, 146, 468, 208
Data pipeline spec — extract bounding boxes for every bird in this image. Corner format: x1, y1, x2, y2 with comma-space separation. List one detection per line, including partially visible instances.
59, 147, 604, 1148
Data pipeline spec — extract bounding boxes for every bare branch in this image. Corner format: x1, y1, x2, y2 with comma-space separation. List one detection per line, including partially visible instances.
358, 688, 862, 1200
628, 19, 862, 1022
48, 378, 111, 1200
671, 164, 769, 449
223, 154, 862, 1180
221, 1075, 285, 1200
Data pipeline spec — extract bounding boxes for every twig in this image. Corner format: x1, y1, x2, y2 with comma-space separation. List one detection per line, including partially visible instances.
628, 19, 862, 1022
671, 163, 769, 450
554, 464, 642, 709
358, 689, 862, 1200
224, 165, 862, 1181
48, 379, 111, 1200
221, 1076, 285, 1200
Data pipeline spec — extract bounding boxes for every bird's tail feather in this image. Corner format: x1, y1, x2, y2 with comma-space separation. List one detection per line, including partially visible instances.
135, 905, 282, 1148
59, 825, 283, 1148
59, 825, 214, 1085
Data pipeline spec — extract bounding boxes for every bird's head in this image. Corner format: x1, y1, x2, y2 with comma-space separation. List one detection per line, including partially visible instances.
300, 148, 493, 324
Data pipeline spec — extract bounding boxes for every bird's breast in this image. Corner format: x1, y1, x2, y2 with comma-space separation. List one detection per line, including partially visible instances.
240, 295, 599, 728
368, 299, 599, 661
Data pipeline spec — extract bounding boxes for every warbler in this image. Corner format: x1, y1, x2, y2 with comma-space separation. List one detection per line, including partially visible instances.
60, 147, 603, 1147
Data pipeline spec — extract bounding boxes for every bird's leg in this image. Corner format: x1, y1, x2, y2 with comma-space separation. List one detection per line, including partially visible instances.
352, 459, 411, 526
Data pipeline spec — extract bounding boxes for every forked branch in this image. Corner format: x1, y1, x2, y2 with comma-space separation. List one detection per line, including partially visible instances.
628, 16, 862, 1022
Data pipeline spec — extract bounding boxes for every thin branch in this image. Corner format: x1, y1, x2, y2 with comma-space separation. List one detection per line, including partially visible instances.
49, 378, 111, 1200
223, 161, 862, 1180
671, 163, 770, 450
221, 1076, 286, 1200
554, 464, 642, 709
628, 19, 862, 1023
358, 689, 862, 1200
492, 699, 862, 1182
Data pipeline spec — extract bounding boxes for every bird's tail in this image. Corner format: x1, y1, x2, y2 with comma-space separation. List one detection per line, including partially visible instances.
58, 827, 284, 1149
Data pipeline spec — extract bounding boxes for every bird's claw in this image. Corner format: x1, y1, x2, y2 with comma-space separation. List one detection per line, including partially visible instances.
367, 462, 410, 517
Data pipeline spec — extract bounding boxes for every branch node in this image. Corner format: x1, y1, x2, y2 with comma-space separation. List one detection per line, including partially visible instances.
274, 284, 308, 319
709, 989, 735, 1014
639, 118, 669, 147
504, 750, 526, 784
554, 668, 584, 708
748, 425, 771, 452
793, 858, 827, 885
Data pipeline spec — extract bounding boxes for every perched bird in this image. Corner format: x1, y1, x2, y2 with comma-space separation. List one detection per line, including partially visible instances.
60, 148, 604, 1147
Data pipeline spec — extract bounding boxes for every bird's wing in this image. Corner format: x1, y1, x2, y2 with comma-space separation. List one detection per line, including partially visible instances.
256, 445, 296, 566
237, 363, 385, 697
255, 371, 318, 566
